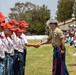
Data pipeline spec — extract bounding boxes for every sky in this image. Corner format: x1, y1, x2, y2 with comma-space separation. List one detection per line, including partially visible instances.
0, 0, 58, 19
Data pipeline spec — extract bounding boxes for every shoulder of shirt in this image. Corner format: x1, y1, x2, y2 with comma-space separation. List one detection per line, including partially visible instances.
21, 33, 27, 38
21, 33, 25, 37
55, 27, 62, 33
0, 31, 4, 36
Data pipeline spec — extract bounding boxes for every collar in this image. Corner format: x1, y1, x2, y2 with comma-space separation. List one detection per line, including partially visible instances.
5, 34, 12, 39
17, 36, 22, 39
22, 32, 26, 35
0, 35, 3, 38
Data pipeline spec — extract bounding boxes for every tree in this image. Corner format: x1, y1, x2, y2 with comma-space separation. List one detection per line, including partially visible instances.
56, 0, 74, 22
74, 1, 76, 20
27, 5, 50, 35
9, 2, 50, 35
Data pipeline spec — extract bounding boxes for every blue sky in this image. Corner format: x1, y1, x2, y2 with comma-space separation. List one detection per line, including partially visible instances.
0, 0, 58, 19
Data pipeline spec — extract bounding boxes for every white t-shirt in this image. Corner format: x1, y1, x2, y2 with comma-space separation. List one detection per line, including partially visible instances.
2, 35, 15, 56
14, 36, 26, 53
21, 33, 28, 44
73, 40, 76, 46
69, 37, 74, 42
11, 32, 17, 44
7, 36, 14, 55
0, 38, 6, 58
0, 32, 6, 58
0, 31, 5, 37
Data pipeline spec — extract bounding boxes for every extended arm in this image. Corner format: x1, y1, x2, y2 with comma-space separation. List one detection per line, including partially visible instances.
25, 42, 39, 48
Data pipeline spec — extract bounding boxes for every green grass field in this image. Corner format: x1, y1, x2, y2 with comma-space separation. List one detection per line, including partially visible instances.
25, 40, 76, 75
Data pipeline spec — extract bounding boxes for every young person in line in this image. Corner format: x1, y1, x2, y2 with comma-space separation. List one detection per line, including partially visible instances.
19, 20, 28, 67
2, 23, 15, 75
14, 27, 39, 75
0, 12, 7, 75
0, 23, 6, 75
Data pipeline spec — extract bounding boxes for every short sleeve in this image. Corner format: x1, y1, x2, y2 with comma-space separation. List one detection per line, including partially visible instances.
21, 33, 28, 44
12, 32, 17, 43
58, 30, 64, 38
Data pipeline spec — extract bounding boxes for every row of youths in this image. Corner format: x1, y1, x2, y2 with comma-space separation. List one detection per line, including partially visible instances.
65, 33, 76, 47
0, 12, 70, 75
0, 12, 39, 75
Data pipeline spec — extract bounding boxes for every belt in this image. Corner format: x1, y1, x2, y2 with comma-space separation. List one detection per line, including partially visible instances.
0, 57, 4, 61
5, 52, 14, 58
14, 49, 18, 53
18, 51, 23, 54
10, 55, 14, 58
14, 50, 23, 54
53, 45, 60, 48
5, 52, 10, 55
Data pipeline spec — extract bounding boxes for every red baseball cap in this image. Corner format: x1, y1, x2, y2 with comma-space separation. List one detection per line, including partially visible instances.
19, 23, 28, 28
0, 12, 7, 22
9, 19, 19, 25
0, 18, 3, 22
15, 28, 24, 33
19, 20, 28, 25
3, 23, 15, 32
0, 17, 6, 23
10, 28, 16, 32
3, 22, 14, 29
0, 23, 6, 27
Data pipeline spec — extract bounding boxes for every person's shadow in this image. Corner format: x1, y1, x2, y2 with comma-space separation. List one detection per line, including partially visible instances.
67, 64, 76, 66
